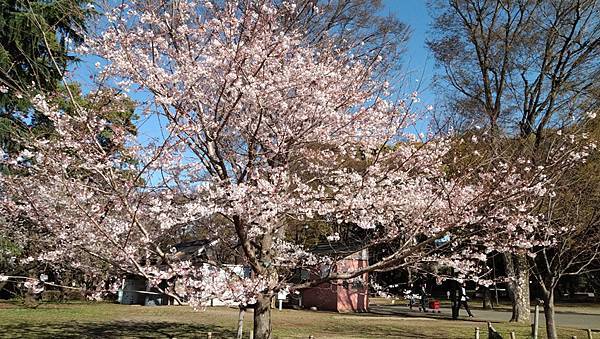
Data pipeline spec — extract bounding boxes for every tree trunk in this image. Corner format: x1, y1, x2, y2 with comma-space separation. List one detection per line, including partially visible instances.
543, 291, 557, 339
505, 253, 530, 322
237, 305, 246, 339
24, 284, 39, 308
482, 286, 493, 310
253, 294, 272, 339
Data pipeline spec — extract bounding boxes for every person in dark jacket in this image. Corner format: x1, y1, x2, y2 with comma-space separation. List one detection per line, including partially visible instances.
448, 279, 460, 319
418, 282, 428, 312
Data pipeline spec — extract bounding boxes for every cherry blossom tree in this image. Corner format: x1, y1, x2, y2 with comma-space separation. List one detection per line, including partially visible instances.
0, 84, 136, 303
0, 1, 587, 338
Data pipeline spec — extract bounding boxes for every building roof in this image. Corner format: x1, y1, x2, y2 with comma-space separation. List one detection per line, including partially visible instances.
310, 241, 368, 259
171, 239, 216, 261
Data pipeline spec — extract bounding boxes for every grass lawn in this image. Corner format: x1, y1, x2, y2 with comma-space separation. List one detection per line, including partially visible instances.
0, 301, 591, 338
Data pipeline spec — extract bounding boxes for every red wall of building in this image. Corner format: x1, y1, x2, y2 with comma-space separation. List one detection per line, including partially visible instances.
301, 282, 338, 311
301, 257, 369, 313
336, 258, 369, 312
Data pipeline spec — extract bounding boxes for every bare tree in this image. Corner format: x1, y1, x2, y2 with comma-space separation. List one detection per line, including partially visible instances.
525, 114, 600, 339
428, 0, 600, 323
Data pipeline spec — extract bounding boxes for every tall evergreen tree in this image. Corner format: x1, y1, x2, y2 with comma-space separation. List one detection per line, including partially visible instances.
0, 0, 92, 153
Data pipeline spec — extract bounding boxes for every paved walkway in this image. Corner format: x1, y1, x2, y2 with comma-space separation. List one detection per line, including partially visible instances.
369, 304, 600, 331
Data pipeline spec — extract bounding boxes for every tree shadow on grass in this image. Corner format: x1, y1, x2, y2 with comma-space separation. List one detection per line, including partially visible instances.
368, 305, 499, 324
0, 321, 237, 338
368, 305, 456, 320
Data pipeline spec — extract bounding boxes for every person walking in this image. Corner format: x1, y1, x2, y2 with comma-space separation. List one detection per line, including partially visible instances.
405, 283, 416, 310
458, 282, 474, 317
418, 282, 428, 312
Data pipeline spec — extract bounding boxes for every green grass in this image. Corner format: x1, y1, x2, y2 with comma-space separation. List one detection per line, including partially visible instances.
0, 301, 591, 338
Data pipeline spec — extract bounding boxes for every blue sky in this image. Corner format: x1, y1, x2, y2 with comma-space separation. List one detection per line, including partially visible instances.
384, 0, 433, 80
383, 0, 437, 110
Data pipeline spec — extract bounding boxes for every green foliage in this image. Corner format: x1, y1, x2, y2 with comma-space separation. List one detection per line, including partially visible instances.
0, 233, 22, 274
0, 0, 92, 111
0, 0, 93, 160
0, 234, 22, 257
